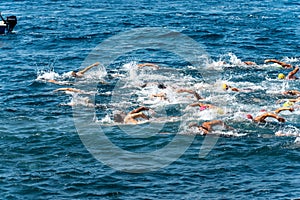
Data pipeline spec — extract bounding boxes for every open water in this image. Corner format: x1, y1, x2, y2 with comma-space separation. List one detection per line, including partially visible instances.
0, 0, 300, 199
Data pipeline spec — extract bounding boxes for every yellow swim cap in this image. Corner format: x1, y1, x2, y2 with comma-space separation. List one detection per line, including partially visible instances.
217, 108, 225, 115
222, 83, 228, 90
283, 101, 294, 107
278, 73, 285, 79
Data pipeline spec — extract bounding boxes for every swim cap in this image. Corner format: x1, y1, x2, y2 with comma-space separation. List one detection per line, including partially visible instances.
246, 114, 253, 120
283, 101, 294, 107
222, 83, 228, 90
200, 105, 208, 111
278, 73, 285, 79
158, 83, 167, 89
217, 108, 224, 115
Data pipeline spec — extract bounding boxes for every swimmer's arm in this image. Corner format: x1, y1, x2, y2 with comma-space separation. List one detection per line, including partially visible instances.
287, 98, 299, 103
260, 113, 285, 122
189, 103, 215, 108
129, 106, 149, 114
264, 59, 292, 68
177, 89, 202, 100
274, 107, 294, 114
129, 112, 149, 120
189, 102, 202, 107
210, 120, 234, 131
78, 62, 100, 74
244, 61, 256, 65
53, 88, 83, 93
47, 79, 60, 84
176, 89, 203, 100
176, 88, 194, 93
230, 86, 239, 92
199, 126, 209, 135
282, 90, 300, 96
150, 92, 166, 98
287, 66, 299, 79
137, 63, 159, 70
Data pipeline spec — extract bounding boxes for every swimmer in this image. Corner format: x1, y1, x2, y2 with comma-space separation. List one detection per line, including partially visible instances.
264, 59, 293, 69
189, 120, 234, 135
282, 90, 300, 96
63, 96, 95, 107
70, 62, 100, 78
275, 131, 300, 137
176, 89, 203, 100
277, 66, 299, 80
274, 107, 294, 114
277, 97, 300, 104
47, 79, 61, 84
137, 63, 160, 70
150, 88, 202, 101
222, 83, 239, 92
150, 92, 168, 101
243, 61, 257, 66
189, 102, 216, 111
246, 112, 286, 123
46, 62, 101, 84
140, 82, 167, 89
54, 88, 86, 93
114, 106, 151, 124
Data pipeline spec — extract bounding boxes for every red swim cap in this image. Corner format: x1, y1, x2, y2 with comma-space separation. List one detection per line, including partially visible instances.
246, 114, 253, 119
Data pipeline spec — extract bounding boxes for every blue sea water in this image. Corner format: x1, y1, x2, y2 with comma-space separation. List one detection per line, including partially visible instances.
0, 0, 300, 199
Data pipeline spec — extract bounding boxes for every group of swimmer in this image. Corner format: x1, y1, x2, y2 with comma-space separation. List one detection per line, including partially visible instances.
43, 57, 299, 137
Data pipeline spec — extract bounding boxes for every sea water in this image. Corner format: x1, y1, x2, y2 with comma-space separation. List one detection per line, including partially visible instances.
0, 0, 299, 199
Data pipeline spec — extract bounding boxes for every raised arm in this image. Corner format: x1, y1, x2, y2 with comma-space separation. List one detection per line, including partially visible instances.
264, 59, 293, 69
274, 107, 294, 114
287, 66, 299, 80
78, 62, 100, 74
137, 63, 159, 70
54, 88, 84, 93
176, 88, 203, 100
129, 106, 149, 114
189, 103, 215, 109
189, 102, 202, 107
254, 112, 285, 123
282, 90, 300, 96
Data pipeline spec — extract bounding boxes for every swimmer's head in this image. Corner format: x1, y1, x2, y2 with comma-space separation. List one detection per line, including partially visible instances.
278, 117, 285, 123
200, 105, 208, 111
158, 83, 167, 89
283, 101, 294, 107
113, 111, 126, 123
140, 83, 147, 88
71, 71, 78, 77
278, 73, 285, 80
217, 108, 225, 115
222, 83, 229, 90
246, 114, 253, 120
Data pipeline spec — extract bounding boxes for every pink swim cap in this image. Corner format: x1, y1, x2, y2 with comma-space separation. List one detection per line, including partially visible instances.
200, 106, 208, 111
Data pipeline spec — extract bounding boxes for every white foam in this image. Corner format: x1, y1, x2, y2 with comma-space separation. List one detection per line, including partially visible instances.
37, 70, 60, 81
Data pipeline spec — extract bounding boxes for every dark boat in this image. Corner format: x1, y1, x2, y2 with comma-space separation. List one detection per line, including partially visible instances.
0, 12, 17, 34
